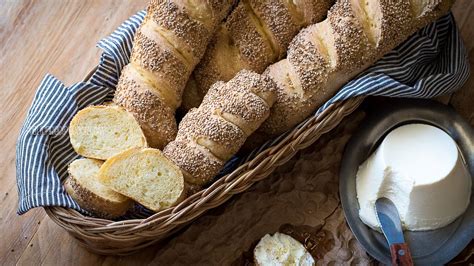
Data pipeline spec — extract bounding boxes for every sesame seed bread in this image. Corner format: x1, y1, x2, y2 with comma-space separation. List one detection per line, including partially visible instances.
64, 158, 132, 219
174, 0, 454, 177
113, 65, 178, 149
254, 233, 315, 266
163, 139, 224, 185
181, 0, 334, 110
163, 70, 277, 185
112, 0, 233, 149
99, 148, 185, 212
251, 0, 454, 140
69, 105, 147, 160
177, 108, 246, 161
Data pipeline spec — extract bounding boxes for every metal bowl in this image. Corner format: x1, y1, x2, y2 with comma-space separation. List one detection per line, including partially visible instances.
339, 98, 474, 265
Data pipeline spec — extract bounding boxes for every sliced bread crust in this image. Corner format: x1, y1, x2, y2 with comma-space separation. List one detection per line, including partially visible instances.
64, 158, 132, 219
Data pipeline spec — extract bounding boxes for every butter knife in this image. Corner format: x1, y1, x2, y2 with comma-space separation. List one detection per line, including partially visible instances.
375, 197, 413, 266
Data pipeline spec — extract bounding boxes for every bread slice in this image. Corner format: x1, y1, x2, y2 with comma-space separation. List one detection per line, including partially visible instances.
69, 105, 147, 160
98, 148, 185, 212
64, 158, 132, 219
254, 233, 315, 266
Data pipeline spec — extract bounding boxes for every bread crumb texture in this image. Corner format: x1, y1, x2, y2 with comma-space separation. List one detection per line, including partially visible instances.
99, 148, 184, 212
69, 105, 147, 160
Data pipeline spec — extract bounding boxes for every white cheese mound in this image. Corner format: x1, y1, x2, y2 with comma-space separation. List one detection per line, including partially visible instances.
356, 124, 471, 231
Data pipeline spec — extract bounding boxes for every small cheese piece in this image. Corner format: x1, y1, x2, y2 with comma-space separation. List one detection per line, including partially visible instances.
254, 233, 315, 266
357, 124, 471, 231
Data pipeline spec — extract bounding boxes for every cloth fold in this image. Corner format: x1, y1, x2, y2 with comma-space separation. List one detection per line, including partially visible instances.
16, 12, 469, 217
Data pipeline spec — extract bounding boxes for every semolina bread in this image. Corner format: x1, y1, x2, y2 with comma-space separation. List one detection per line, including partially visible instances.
112, 0, 234, 148
249, 0, 454, 139
69, 105, 147, 160
163, 70, 277, 186
64, 158, 132, 219
98, 148, 185, 212
254, 233, 315, 266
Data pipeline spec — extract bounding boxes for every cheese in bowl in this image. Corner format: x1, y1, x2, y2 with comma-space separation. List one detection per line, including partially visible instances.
356, 123, 471, 231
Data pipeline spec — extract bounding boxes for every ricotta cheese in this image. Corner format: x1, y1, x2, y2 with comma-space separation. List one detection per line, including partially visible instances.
254, 233, 315, 266
356, 124, 471, 231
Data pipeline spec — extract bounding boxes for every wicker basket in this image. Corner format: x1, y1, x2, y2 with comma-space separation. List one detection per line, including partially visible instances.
45, 69, 364, 255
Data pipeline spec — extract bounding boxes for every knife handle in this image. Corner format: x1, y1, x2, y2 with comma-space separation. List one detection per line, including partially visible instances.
390, 243, 413, 266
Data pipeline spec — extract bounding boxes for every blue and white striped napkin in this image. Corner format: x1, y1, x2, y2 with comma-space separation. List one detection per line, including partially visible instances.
16, 11, 469, 217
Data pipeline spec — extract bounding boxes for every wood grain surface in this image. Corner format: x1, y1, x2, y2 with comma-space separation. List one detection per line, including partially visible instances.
0, 0, 472, 265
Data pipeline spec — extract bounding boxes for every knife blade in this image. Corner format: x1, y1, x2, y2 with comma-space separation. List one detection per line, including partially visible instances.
375, 197, 405, 245
375, 197, 413, 266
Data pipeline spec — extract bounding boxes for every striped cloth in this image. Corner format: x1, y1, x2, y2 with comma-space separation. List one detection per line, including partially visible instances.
16, 11, 469, 217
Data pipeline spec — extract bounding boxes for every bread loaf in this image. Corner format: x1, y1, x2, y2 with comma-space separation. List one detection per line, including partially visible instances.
64, 158, 132, 219
163, 70, 277, 185
250, 0, 454, 143
181, 0, 334, 110
113, 0, 233, 148
99, 148, 185, 212
69, 105, 147, 160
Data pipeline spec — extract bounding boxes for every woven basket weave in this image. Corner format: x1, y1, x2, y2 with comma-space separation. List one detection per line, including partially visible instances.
45, 69, 364, 255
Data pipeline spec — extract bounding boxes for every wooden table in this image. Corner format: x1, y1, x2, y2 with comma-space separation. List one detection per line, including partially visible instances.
1, 1, 472, 265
